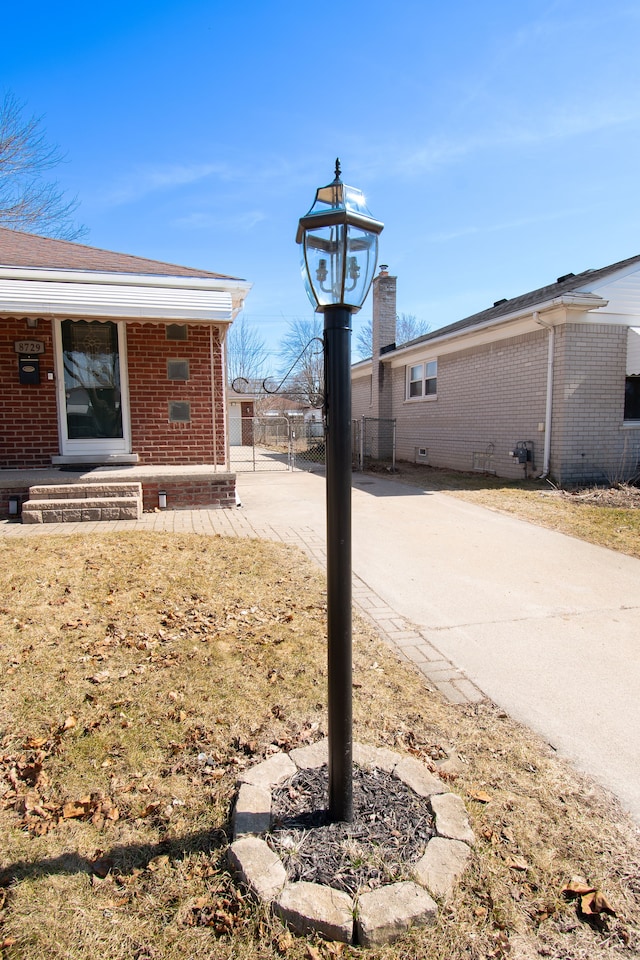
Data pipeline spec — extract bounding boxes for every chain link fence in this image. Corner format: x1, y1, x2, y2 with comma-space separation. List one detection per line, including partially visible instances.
230, 415, 401, 474
229, 416, 326, 472
353, 417, 396, 471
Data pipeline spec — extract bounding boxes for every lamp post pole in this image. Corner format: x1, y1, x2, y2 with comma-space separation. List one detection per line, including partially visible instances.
324, 303, 353, 822
296, 161, 383, 824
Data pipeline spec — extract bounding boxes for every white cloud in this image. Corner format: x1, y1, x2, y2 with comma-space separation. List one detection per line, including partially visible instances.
173, 209, 267, 231
386, 100, 640, 180
425, 205, 594, 243
104, 162, 233, 205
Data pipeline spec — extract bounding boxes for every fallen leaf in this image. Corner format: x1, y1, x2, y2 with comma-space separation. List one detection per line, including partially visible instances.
562, 876, 617, 918
562, 876, 595, 897
275, 931, 294, 954
63, 797, 92, 819
89, 671, 111, 684
507, 856, 529, 872
580, 891, 617, 918
469, 789, 492, 804
590, 891, 617, 916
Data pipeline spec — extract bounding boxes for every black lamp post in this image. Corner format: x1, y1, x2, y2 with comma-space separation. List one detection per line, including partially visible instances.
297, 160, 383, 822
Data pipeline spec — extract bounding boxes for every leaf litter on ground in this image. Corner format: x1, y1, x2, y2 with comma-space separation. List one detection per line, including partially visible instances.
0, 531, 638, 960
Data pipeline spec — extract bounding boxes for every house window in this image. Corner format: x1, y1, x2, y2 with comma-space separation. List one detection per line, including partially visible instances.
407, 359, 437, 399
625, 329, 640, 420
166, 324, 188, 341
625, 377, 640, 420
167, 359, 190, 381
168, 401, 191, 422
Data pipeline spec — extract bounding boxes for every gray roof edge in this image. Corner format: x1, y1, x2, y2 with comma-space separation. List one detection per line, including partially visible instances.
392, 253, 640, 354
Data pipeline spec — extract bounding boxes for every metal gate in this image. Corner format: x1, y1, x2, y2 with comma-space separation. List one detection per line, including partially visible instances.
353, 417, 396, 471
229, 417, 326, 472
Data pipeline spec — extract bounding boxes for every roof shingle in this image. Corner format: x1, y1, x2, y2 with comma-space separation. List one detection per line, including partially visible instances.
0, 226, 243, 280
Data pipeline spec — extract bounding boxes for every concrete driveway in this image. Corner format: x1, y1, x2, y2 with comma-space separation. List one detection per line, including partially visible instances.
236, 469, 640, 826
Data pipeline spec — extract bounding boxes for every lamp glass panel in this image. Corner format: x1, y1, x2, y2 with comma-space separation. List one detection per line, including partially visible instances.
302, 224, 346, 308
343, 225, 378, 309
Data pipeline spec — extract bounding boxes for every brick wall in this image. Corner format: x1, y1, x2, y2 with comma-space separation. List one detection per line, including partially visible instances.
391, 329, 549, 478
552, 323, 639, 484
0, 316, 59, 467
0, 318, 228, 469
113, 321, 226, 466
141, 476, 236, 511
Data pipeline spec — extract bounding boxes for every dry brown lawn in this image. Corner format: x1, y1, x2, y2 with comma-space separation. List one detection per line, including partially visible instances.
0, 531, 639, 960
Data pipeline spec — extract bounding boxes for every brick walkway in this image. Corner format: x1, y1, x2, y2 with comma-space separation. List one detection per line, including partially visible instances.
0, 507, 485, 706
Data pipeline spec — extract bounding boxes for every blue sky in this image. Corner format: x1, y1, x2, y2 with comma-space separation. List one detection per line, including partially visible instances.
3, 0, 640, 362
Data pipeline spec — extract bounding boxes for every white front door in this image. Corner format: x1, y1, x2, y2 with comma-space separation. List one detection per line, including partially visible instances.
55, 319, 131, 457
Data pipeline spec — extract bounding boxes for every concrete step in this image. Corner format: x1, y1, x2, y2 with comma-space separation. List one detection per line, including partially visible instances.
22, 482, 143, 523
28, 482, 142, 501
22, 497, 142, 524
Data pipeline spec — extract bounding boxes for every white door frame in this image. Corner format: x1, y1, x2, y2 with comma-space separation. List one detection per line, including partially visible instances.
53, 318, 132, 458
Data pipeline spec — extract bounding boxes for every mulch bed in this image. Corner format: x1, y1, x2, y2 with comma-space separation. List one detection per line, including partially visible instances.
267, 764, 435, 896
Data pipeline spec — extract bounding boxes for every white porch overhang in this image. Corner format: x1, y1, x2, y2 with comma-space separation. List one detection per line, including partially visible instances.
0, 267, 251, 322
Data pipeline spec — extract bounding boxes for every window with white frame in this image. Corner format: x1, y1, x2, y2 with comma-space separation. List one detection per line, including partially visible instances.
625, 328, 640, 421
407, 359, 437, 399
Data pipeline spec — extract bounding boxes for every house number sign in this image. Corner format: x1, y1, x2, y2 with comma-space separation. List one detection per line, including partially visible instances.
14, 340, 45, 355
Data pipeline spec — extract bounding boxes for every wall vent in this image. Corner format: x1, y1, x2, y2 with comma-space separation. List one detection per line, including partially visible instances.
168, 401, 191, 422
167, 359, 190, 381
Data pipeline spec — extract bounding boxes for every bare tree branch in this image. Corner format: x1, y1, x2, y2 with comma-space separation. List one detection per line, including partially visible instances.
226, 315, 269, 386
279, 316, 324, 408
354, 312, 430, 360
0, 92, 86, 240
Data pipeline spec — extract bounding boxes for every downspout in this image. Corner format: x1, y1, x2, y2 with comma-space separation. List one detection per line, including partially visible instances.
534, 311, 555, 478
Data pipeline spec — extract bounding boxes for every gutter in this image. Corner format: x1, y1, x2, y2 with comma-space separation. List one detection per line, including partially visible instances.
534, 310, 555, 478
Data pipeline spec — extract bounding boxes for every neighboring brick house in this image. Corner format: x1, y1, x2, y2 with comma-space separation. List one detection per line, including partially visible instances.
352, 259, 640, 485
0, 228, 251, 473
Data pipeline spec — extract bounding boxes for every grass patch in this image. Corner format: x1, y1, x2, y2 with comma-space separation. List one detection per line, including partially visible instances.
0, 533, 639, 959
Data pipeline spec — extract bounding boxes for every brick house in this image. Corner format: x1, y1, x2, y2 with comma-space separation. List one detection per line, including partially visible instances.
0, 228, 251, 514
352, 259, 640, 485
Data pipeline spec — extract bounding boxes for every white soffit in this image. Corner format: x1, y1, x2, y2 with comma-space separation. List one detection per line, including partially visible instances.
628, 327, 640, 375
0, 278, 234, 321
580, 265, 640, 316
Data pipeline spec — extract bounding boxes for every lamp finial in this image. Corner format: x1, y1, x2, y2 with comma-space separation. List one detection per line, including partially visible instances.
334, 157, 341, 181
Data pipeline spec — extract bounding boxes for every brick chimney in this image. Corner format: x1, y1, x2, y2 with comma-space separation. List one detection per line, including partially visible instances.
371, 265, 396, 419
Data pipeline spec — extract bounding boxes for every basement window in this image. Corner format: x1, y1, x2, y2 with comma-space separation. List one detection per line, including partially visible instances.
168, 401, 191, 422
406, 359, 437, 399
167, 359, 190, 381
